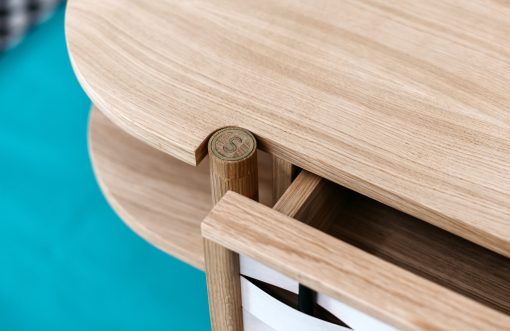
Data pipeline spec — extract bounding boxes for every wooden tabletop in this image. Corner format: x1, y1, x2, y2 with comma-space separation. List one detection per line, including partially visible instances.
67, 0, 510, 256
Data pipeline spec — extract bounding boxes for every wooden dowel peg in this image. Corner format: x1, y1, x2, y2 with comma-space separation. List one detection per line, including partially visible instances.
205, 127, 258, 331
208, 127, 258, 204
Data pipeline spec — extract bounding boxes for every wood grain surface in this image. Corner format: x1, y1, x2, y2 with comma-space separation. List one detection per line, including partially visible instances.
272, 171, 510, 314
90, 107, 510, 316
329, 190, 510, 315
208, 127, 259, 204
202, 192, 510, 331
67, 0, 510, 255
206, 127, 259, 331
273, 170, 321, 218
272, 157, 298, 205
88, 107, 272, 269
204, 239, 243, 331
273, 170, 346, 233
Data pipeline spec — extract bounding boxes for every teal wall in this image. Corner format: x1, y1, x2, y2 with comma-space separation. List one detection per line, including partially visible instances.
0, 5, 211, 330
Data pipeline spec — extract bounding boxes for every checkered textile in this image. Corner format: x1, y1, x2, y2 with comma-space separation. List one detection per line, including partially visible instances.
0, 0, 62, 51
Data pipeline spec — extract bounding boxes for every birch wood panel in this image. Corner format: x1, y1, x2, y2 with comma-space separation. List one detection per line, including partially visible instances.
67, 0, 510, 255
88, 107, 272, 269
202, 192, 510, 331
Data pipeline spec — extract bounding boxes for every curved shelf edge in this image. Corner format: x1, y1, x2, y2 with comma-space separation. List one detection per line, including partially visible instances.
88, 107, 273, 270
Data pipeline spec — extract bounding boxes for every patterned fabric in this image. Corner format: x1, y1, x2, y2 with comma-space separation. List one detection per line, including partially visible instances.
0, 0, 62, 51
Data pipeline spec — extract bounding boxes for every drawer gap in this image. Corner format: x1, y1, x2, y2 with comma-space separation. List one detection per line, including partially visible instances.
287, 174, 510, 314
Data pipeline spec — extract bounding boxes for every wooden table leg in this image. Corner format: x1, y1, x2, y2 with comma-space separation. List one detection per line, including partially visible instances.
205, 127, 259, 331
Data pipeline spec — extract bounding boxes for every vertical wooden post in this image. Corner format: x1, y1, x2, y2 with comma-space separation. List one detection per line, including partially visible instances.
206, 127, 258, 331
204, 239, 243, 331
272, 156, 299, 205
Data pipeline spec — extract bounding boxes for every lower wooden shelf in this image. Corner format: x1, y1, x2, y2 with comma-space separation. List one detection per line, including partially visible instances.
88, 107, 273, 270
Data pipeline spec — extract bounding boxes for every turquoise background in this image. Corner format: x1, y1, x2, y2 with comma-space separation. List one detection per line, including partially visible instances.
0, 5, 211, 330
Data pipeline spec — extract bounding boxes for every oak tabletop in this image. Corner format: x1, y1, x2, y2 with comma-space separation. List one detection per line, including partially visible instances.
66, 0, 510, 256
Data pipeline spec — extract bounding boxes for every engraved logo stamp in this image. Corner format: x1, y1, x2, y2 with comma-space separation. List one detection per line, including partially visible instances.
209, 127, 256, 161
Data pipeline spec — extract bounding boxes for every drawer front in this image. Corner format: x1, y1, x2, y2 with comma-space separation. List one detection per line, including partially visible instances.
202, 191, 510, 331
